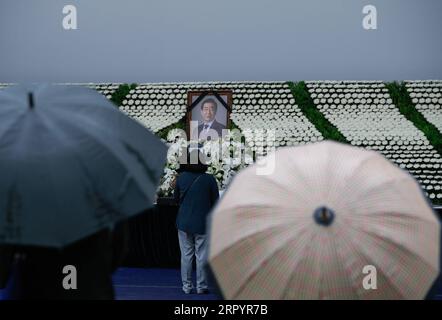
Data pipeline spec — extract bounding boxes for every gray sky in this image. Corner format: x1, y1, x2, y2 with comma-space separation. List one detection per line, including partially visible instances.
0, 0, 441, 82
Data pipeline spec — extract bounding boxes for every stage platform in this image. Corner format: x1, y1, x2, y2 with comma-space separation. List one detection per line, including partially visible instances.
1, 267, 441, 300
113, 268, 220, 300
0, 267, 220, 300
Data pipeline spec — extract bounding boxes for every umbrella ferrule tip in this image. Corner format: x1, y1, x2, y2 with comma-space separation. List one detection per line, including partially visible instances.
313, 206, 335, 227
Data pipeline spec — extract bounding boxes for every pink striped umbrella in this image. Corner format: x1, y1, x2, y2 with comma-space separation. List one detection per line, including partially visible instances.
208, 141, 440, 299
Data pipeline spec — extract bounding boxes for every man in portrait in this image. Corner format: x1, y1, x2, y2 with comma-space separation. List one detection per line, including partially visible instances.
197, 98, 226, 140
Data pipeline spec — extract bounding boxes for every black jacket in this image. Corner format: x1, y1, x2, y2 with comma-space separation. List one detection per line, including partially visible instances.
174, 171, 219, 234
197, 120, 226, 139
0, 221, 129, 300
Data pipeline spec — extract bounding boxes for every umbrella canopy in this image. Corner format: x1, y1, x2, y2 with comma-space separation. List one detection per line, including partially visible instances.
208, 141, 440, 299
0, 84, 167, 248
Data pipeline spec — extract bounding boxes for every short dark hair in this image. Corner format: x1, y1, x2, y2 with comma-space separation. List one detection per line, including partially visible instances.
200, 98, 218, 113
179, 149, 208, 173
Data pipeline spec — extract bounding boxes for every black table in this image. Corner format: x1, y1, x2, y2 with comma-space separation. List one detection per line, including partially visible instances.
123, 203, 180, 268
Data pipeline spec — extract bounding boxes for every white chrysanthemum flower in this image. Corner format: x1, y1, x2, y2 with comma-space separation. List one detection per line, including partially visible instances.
167, 128, 187, 143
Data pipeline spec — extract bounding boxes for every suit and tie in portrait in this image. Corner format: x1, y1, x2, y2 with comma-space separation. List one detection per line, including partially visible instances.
193, 97, 227, 141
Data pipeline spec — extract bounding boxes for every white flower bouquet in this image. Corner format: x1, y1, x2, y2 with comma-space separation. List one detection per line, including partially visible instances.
157, 131, 256, 197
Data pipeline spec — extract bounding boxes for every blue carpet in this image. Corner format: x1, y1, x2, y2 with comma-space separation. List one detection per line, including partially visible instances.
113, 268, 220, 300
0, 268, 221, 300
2, 267, 441, 300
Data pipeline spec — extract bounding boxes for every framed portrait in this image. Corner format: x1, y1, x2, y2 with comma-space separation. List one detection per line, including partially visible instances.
187, 90, 232, 141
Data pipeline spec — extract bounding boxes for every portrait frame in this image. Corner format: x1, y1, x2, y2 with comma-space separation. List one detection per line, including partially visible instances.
186, 90, 232, 141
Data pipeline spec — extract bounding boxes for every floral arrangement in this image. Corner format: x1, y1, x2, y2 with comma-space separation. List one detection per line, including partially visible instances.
157, 128, 255, 197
